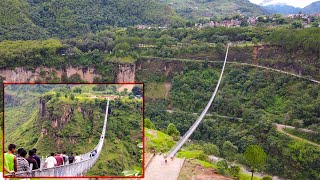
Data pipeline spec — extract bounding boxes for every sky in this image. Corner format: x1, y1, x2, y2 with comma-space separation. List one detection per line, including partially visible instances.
249, 0, 319, 8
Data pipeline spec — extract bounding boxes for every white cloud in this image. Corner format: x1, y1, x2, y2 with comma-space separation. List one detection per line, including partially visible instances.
249, 0, 320, 8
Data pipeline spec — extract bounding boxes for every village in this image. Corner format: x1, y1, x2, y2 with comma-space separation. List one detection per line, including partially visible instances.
135, 13, 320, 29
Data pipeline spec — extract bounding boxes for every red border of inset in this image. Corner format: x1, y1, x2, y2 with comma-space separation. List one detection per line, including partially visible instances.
2, 82, 145, 179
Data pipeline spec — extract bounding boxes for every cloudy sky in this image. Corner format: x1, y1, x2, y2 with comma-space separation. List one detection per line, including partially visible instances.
249, 0, 319, 8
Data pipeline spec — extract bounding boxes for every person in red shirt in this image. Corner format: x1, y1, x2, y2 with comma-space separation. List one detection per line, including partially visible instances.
54, 152, 64, 166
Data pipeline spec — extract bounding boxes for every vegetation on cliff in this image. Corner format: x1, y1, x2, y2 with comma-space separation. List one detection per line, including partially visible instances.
1, 26, 319, 81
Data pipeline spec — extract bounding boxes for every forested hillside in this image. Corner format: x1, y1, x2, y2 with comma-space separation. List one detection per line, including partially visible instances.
0, 0, 48, 40
4, 85, 143, 175
0, 0, 182, 40
160, 0, 267, 20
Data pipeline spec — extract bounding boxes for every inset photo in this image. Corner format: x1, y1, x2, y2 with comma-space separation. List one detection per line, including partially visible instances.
3, 83, 143, 178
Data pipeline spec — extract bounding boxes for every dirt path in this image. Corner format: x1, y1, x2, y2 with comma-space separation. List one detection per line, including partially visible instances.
117, 84, 135, 92
276, 124, 320, 148
164, 82, 172, 98
144, 154, 185, 180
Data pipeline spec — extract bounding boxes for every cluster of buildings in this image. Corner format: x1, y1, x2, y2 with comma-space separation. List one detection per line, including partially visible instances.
195, 17, 256, 28
136, 25, 168, 30
195, 13, 320, 28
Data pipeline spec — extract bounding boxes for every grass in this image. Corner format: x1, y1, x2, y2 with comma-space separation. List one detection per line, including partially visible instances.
239, 173, 262, 180
145, 128, 175, 152
145, 83, 167, 99
109, 56, 136, 64
196, 159, 217, 169
177, 150, 202, 159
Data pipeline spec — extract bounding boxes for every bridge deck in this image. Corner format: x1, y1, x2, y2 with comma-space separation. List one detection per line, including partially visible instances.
144, 154, 185, 180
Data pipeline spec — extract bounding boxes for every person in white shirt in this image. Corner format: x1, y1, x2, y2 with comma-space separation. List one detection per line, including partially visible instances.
44, 153, 57, 168
74, 153, 82, 163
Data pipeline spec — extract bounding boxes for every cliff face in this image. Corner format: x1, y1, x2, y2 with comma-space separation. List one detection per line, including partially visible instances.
37, 96, 102, 151
0, 67, 101, 83
0, 64, 136, 83
116, 64, 136, 83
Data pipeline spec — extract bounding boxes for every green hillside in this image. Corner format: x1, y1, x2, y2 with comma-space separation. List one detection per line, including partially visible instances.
0, 0, 182, 40
0, 0, 48, 41
160, 0, 267, 20
4, 85, 143, 176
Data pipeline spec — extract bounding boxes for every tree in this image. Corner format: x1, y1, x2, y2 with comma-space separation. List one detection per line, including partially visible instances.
70, 94, 75, 100
216, 160, 228, 175
145, 118, 155, 129
244, 145, 267, 180
203, 143, 220, 156
73, 87, 82, 94
123, 88, 128, 95
113, 42, 131, 57
222, 141, 238, 161
166, 123, 180, 137
291, 21, 303, 29
132, 86, 142, 96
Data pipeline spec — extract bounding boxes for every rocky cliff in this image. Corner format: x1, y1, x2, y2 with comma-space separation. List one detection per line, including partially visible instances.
116, 64, 136, 83
0, 67, 101, 83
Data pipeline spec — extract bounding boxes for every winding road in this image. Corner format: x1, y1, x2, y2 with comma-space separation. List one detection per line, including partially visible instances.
276, 124, 320, 148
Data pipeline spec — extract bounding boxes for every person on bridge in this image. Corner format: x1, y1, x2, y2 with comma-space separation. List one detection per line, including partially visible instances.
61, 151, 69, 165
44, 153, 57, 168
4, 144, 17, 175
16, 149, 31, 177
26, 150, 39, 170
54, 152, 64, 166
89, 150, 97, 158
16, 148, 24, 158
74, 153, 82, 163
32, 148, 41, 168
69, 153, 75, 164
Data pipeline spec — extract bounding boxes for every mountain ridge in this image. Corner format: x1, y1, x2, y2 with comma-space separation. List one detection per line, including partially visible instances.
302, 1, 320, 14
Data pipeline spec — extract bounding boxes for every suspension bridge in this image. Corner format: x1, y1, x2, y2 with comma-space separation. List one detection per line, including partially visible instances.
145, 44, 230, 180
9, 99, 110, 177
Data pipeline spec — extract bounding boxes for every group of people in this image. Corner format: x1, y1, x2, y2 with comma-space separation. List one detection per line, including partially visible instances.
4, 144, 83, 176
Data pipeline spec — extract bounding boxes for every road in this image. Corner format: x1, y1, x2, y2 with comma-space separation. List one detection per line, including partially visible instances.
167, 44, 230, 158
275, 124, 320, 148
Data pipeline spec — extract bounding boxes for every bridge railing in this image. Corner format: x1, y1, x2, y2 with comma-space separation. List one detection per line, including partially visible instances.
8, 99, 110, 177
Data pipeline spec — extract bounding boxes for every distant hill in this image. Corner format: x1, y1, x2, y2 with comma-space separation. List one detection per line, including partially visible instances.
302, 1, 320, 14
263, 4, 302, 15
0, 0, 182, 40
160, 0, 267, 20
